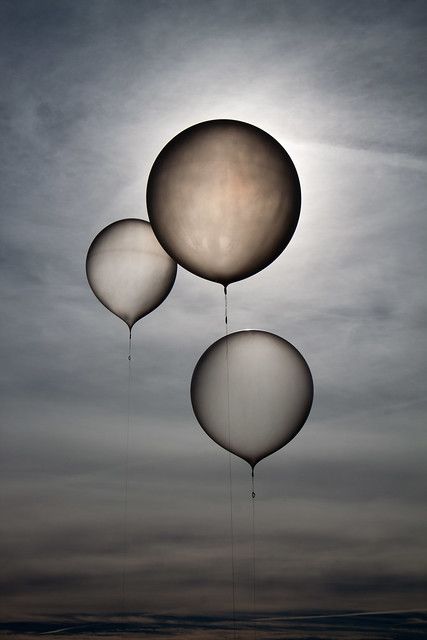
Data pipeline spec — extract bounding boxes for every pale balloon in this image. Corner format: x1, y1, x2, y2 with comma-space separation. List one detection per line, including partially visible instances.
191, 330, 313, 469
86, 218, 177, 329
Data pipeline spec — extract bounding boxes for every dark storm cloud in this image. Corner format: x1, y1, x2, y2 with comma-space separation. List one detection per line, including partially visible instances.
1, 0, 426, 632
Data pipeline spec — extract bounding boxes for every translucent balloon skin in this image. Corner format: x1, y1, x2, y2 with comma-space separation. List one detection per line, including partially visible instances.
86, 219, 177, 329
147, 120, 301, 286
191, 331, 313, 468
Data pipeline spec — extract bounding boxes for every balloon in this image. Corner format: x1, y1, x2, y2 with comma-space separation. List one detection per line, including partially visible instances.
191, 330, 313, 469
146, 119, 301, 287
86, 218, 177, 329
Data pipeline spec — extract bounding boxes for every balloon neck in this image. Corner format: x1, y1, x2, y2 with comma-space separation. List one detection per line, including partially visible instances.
251, 467, 256, 498
223, 285, 228, 295
128, 328, 132, 361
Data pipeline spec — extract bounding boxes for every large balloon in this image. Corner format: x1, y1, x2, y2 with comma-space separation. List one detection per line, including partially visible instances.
146, 120, 301, 287
86, 218, 177, 329
191, 331, 313, 469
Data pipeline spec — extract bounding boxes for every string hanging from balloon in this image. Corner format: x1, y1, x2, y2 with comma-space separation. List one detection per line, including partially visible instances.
121, 328, 132, 611
224, 285, 238, 640
251, 471, 256, 640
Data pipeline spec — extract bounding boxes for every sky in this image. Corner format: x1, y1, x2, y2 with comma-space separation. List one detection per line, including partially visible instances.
1, 1, 426, 638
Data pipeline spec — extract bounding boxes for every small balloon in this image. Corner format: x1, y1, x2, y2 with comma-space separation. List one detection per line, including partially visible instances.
147, 119, 301, 286
86, 218, 177, 329
191, 330, 313, 469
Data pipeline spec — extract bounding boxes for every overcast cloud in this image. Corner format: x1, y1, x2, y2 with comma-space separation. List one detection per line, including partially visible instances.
1, 1, 426, 638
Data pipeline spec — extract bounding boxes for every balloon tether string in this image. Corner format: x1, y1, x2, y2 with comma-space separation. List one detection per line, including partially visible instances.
225, 286, 237, 640
121, 327, 132, 619
251, 468, 257, 640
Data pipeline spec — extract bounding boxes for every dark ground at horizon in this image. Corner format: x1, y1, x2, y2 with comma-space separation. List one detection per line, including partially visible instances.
1, 610, 426, 639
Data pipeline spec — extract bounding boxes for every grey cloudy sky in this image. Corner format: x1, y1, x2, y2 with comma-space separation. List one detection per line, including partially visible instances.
1, 1, 426, 638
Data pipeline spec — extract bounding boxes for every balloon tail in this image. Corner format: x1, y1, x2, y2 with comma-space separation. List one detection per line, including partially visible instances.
121, 328, 132, 615
224, 286, 237, 639
224, 285, 228, 333
251, 471, 257, 640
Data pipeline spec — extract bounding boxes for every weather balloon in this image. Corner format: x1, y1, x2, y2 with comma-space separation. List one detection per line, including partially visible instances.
86, 218, 177, 329
147, 119, 301, 287
191, 330, 313, 469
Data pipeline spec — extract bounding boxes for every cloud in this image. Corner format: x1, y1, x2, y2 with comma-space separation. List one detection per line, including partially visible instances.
1, 0, 426, 625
